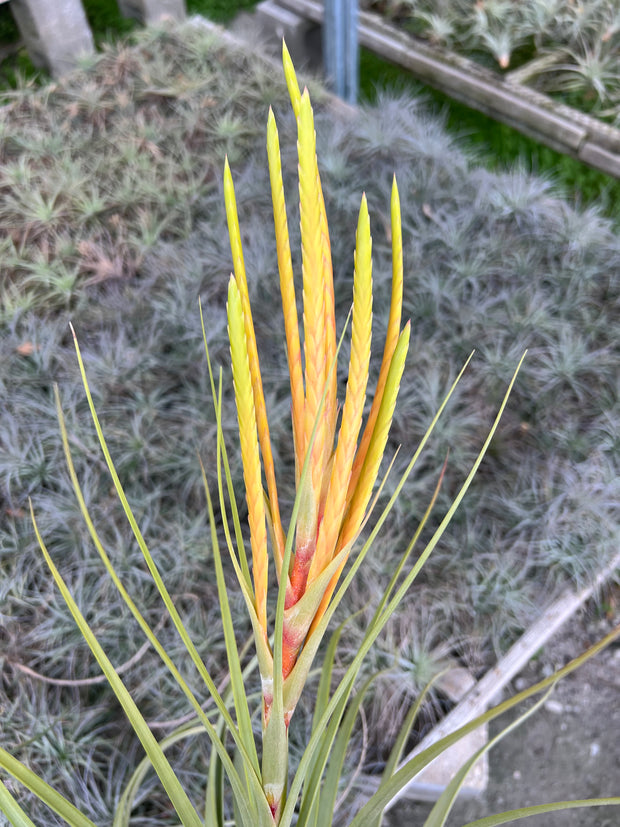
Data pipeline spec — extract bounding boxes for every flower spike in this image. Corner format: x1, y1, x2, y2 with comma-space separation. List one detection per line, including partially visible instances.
224, 157, 287, 582
307, 193, 373, 589
224, 50, 409, 749
226, 276, 269, 635
267, 109, 304, 489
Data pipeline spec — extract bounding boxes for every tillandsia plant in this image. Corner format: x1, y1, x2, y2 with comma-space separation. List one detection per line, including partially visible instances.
221, 41, 413, 822
2, 42, 620, 827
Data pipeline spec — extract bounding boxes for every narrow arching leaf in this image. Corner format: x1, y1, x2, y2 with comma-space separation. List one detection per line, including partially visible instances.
30, 506, 204, 827
282, 356, 525, 826
201, 301, 252, 592
114, 724, 206, 827
348, 623, 620, 825
59, 344, 267, 824
296, 673, 357, 827
380, 670, 446, 791
312, 622, 348, 728
0, 773, 46, 827
314, 673, 379, 826
423, 686, 554, 827
200, 454, 259, 775
296, 617, 359, 825
58, 381, 249, 817
70, 327, 245, 739
461, 799, 620, 827
56, 384, 225, 744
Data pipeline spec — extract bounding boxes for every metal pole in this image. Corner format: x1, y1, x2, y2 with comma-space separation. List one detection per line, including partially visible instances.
345, 0, 358, 103
323, 0, 335, 94
323, 0, 358, 103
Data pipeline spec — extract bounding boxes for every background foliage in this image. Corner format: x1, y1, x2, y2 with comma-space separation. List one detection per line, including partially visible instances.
0, 0, 618, 217
363, 0, 620, 123
0, 21, 618, 824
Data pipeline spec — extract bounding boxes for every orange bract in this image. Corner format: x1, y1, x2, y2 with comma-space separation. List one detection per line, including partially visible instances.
225, 42, 409, 710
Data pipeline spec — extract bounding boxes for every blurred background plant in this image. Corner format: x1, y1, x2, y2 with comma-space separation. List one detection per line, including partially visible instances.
363, 0, 620, 124
0, 20, 618, 824
1, 0, 619, 217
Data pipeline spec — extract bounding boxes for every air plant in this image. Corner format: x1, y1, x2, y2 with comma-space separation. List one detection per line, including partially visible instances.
551, 41, 620, 103
415, 11, 457, 46
366, 0, 620, 120
1, 41, 620, 827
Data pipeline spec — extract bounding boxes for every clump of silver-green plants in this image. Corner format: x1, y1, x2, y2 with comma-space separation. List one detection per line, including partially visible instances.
364, 0, 620, 123
1, 44, 619, 827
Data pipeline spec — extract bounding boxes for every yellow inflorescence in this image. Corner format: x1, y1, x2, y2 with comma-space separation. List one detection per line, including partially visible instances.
226, 277, 269, 634
225, 42, 409, 703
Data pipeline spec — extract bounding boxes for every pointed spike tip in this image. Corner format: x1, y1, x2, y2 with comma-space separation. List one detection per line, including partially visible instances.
283, 42, 302, 117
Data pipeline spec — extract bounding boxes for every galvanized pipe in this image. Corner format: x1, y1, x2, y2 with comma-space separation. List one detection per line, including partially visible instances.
323, 0, 358, 104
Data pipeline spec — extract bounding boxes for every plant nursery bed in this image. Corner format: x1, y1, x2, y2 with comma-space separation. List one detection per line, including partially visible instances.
272, 0, 620, 178
1, 18, 619, 824
359, 0, 620, 121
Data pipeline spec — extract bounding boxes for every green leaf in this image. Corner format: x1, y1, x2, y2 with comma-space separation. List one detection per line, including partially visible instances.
314, 673, 379, 826
0, 774, 38, 827
212, 372, 274, 683
54, 382, 261, 823
280, 353, 487, 827
30, 506, 203, 827
68, 331, 266, 815
348, 623, 620, 825
423, 685, 554, 827
114, 723, 206, 827
282, 352, 478, 722
461, 798, 620, 826
201, 300, 252, 590
373, 354, 528, 640
70, 328, 229, 710
373, 454, 448, 621
201, 447, 259, 775
296, 673, 358, 827
295, 616, 361, 827
261, 695, 289, 821
205, 717, 226, 827
202, 333, 278, 826
379, 671, 444, 788
203, 653, 264, 827
313, 617, 358, 730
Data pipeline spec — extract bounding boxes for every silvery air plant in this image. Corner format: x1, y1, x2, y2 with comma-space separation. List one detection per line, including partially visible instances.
2, 43, 619, 827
